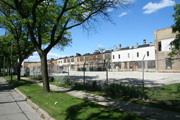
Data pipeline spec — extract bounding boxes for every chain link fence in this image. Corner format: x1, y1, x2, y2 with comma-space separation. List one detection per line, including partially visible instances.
21, 58, 180, 105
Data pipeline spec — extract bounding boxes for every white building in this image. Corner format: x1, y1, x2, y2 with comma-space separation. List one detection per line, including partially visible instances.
57, 56, 75, 71
111, 40, 155, 71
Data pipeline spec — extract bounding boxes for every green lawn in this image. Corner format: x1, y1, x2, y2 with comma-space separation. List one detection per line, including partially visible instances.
50, 79, 180, 112
22, 76, 180, 112
3, 76, 144, 120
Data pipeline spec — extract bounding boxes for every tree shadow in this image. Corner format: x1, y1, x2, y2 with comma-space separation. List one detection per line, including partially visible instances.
65, 100, 142, 120
7, 79, 34, 89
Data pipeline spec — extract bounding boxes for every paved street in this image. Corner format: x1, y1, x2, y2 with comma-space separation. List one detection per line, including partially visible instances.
0, 78, 43, 120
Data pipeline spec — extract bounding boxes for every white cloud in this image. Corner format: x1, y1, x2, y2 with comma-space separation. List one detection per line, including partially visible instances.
24, 52, 40, 62
107, 0, 136, 12
107, 8, 114, 12
143, 0, 176, 14
118, 12, 127, 17
24, 52, 65, 62
128, 0, 136, 3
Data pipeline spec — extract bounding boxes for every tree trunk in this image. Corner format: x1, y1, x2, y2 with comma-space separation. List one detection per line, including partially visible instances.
40, 54, 50, 93
17, 61, 22, 81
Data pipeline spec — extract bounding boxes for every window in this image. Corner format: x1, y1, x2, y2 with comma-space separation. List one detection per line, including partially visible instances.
118, 54, 120, 59
158, 41, 162, 51
128, 53, 130, 58
129, 62, 132, 69
68, 59, 70, 62
124, 62, 127, 69
113, 55, 115, 59
166, 58, 172, 69
137, 52, 139, 57
80, 57, 84, 61
148, 60, 155, 68
114, 62, 121, 69
71, 58, 74, 62
147, 51, 149, 56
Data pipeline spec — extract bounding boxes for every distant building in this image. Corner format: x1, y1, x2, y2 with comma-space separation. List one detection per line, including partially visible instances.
111, 40, 155, 71
154, 27, 180, 72
22, 27, 180, 74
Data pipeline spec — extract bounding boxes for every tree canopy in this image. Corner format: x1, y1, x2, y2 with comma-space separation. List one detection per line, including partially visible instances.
170, 3, 180, 57
0, 0, 130, 93
0, 3, 35, 80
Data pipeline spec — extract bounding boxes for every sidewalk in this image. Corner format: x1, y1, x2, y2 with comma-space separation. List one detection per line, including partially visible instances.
22, 77, 180, 120
0, 78, 44, 120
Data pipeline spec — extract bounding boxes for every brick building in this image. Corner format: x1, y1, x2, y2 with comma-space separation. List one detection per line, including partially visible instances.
154, 27, 180, 72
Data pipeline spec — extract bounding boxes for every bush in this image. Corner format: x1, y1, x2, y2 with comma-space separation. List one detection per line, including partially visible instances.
63, 77, 73, 85
73, 82, 102, 91
108, 83, 143, 98
37, 75, 42, 80
49, 76, 55, 82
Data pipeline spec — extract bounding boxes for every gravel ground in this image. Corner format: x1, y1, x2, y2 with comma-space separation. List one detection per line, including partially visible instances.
51, 71, 180, 87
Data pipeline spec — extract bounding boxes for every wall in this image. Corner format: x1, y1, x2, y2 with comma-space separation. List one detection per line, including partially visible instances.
112, 46, 155, 62
154, 27, 180, 72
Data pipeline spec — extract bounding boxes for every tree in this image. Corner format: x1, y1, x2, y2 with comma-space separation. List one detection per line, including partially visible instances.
0, 4, 35, 81
170, 4, 180, 57
0, 35, 18, 76
0, 0, 129, 93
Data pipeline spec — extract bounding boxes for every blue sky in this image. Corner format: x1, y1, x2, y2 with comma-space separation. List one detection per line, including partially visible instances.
0, 0, 179, 62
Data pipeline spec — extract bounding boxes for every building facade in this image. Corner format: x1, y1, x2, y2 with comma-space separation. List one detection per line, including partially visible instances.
154, 27, 180, 72
21, 27, 180, 74
111, 40, 155, 71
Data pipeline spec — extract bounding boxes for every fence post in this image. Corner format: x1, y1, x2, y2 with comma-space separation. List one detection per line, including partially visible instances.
106, 60, 109, 92
68, 64, 70, 78
142, 55, 145, 100
83, 61, 86, 85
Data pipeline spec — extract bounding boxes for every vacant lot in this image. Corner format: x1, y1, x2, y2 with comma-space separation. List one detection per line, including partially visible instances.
51, 71, 180, 87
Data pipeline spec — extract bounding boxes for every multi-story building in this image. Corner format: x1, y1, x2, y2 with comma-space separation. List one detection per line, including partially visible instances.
22, 27, 180, 74
57, 50, 111, 71
154, 27, 180, 72
111, 40, 155, 71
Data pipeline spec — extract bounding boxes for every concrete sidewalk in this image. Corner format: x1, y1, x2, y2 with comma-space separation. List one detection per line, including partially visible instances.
22, 77, 180, 120
0, 78, 44, 120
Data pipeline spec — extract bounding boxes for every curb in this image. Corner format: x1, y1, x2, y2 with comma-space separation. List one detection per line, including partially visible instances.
14, 88, 55, 120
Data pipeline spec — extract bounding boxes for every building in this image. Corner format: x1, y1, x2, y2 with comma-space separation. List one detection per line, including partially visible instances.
22, 27, 180, 74
111, 40, 155, 71
57, 50, 111, 71
154, 27, 180, 72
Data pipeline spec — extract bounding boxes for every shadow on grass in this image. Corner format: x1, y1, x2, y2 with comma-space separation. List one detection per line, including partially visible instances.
65, 100, 142, 120
8, 79, 34, 88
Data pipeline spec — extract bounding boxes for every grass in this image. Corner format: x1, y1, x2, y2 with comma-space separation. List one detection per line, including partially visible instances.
22, 76, 180, 112
49, 78, 180, 113
3, 76, 144, 120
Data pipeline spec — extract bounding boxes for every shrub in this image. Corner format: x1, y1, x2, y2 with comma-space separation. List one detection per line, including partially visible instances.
63, 77, 73, 85
73, 82, 102, 91
108, 83, 143, 98
37, 75, 42, 80
49, 76, 55, 82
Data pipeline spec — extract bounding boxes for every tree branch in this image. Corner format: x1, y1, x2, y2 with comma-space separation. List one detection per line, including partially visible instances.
51, 0, 69, 42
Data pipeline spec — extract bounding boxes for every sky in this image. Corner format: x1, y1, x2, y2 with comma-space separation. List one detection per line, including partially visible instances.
0, 0, 179, 62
